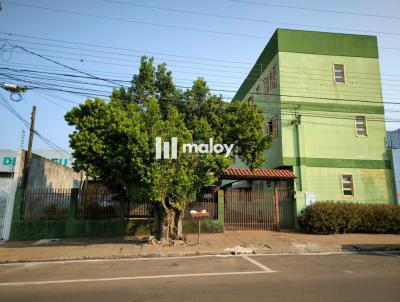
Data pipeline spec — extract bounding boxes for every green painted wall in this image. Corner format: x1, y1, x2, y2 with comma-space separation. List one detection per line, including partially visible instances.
233, 28, 378, 102
9, 189, 126, 241
234, 29, 395, 216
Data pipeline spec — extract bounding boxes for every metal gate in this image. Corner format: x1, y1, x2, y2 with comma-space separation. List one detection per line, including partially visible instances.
224, 180, 295, 230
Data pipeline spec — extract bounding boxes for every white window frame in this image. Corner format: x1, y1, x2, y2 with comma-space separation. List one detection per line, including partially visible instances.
341, 174, 354, 198
333, 64, 346, 84
354, 115, 368, 137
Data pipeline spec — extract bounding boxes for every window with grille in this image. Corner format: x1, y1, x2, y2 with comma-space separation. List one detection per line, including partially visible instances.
341, 174, 354, 197
333, 64, 345, 83
264, 65, 277, 95
266, 116, 279, 139
355, 116, 367, 137
264, 76, 270, 95
270, 66, 276, 91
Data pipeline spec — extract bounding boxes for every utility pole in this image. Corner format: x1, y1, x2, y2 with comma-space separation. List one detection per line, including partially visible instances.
22, 106, 36, 191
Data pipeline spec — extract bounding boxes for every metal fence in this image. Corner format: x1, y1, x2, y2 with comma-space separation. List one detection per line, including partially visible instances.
184, 190, 218, 220
22, 188, 71, 220
126, 190, 218, 220
22, 188, 217, 221
126, 199, 153, 218
76, 189, 120, 220
224, 191, 277, 230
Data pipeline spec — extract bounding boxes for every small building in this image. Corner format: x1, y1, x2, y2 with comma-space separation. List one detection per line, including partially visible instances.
232, 28, 396, 215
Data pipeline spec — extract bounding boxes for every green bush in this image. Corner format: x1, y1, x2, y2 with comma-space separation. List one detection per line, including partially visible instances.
298, 201, 400, 234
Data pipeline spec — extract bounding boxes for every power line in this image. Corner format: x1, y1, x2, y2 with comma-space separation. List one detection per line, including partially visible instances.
4, 39, 400, 94
2, 1, 264, 39
0, 31, 251, 65
0, 93, 70, 156
6, 41, 400, 83
95, 0, 400, 37
228, 0, 400, 21
4, 67, 400, 104
4, 0, 400, 38
3, 37, 250, 70
3, 41, 123, 87
7, 49, 400, 93
3, 31, 400, 75
2, 67, 400, 108
32, 90, 70, 111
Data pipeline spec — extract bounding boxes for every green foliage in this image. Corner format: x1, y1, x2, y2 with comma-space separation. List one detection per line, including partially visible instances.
65, 56, 269, 227
298, 201, 400, 234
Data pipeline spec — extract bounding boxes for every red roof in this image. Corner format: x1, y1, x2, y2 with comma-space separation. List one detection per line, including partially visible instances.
221, 168, 296, 179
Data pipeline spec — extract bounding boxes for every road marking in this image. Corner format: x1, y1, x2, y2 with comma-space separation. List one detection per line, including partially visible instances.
241, 255, 275, 272
0, 270, 275, 287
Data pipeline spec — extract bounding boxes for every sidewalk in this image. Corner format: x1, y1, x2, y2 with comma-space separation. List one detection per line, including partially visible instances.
1, 231, 399, 263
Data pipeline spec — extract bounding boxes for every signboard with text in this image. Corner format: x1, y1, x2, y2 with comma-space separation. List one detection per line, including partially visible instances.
0, 150, 73, 173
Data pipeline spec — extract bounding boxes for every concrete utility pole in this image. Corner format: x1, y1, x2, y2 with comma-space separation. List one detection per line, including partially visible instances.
22, 106, 36, 191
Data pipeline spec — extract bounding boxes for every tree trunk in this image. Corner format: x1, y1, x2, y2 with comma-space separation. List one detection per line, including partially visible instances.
153, 198, 183, 240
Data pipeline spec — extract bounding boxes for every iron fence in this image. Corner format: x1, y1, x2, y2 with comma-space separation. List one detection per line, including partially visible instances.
184, 190, 218, 220
125, 190, 218, 220
126, 199, 153, 218
76, 189, 120, 220
224, 191, 277, 230
22, 188, 71, 220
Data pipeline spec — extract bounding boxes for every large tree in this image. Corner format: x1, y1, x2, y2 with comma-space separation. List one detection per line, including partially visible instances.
65, 56, 270, 239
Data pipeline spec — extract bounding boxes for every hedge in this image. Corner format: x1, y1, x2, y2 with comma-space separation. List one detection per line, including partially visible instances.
298, 201, 400, 235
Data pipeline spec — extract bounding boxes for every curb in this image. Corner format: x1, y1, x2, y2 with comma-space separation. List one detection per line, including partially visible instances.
344, 245, 400, 252
1, 249, 399, 265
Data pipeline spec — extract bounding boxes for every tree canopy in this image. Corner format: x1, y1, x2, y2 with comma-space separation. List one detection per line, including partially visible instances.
65, 56, 270, 239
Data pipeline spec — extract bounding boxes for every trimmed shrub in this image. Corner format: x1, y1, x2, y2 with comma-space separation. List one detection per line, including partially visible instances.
298, 201, 400, 235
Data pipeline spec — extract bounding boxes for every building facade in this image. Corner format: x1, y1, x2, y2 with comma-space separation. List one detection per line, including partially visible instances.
233, 29, 396, 214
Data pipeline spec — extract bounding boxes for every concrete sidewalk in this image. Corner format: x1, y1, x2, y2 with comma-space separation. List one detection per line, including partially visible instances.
0, 231, 399, 263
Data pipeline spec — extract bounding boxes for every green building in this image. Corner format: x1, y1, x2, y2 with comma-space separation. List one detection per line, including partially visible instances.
232, 28, 396, 214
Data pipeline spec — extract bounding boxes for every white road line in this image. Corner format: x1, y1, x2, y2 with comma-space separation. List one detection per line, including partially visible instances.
241, 255, 275, 272
0, 271, 274, 287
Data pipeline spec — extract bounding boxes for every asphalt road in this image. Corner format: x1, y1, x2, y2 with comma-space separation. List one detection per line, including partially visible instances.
0, 252, 399, 302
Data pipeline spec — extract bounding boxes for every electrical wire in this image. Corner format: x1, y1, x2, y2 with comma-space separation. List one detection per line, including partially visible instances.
1, 1, 264, 39
0, 93, 71, 156
3, 33, 400, 79
227, 0, 400, 21
2, 68, 400, 108
5, 0, 400, 37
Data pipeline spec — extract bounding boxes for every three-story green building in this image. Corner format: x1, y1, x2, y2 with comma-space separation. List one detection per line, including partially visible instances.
233, 28, 396, 214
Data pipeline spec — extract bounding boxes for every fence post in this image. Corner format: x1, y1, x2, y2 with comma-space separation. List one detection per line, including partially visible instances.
274, 185, 280, 231
217, 190, 225, 232
68, 188, 79, 221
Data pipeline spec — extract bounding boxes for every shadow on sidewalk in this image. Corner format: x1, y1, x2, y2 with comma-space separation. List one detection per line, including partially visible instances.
0, 236, 151, 248
342, 244, 400, 253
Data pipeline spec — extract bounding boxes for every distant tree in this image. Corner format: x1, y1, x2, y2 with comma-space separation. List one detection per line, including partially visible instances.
65, 56, 270, 239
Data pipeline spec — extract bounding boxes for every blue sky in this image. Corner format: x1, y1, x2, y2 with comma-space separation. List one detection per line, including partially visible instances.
0, 0, 399, 152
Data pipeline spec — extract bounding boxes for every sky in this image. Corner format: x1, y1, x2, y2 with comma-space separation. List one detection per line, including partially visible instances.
0, 0, 399, 154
